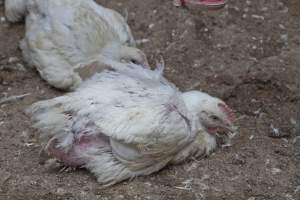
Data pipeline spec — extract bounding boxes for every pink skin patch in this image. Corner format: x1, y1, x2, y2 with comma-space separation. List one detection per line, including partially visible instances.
207, 127, 220, 134
218, 103, 236, 124
46, 134, 109, 167
47, 139, 87, 167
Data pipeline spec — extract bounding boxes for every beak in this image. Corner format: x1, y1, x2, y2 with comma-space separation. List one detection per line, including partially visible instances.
219, 122, 237, 135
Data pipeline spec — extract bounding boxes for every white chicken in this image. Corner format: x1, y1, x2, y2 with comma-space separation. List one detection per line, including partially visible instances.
5, 0, 148, 90
27, 61, 236, 186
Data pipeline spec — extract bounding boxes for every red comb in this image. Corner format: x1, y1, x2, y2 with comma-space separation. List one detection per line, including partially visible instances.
218, 103, 236, 124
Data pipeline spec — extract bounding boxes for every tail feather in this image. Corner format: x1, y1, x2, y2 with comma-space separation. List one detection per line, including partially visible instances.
26, 96, 74, 148
5, 0, 27, 22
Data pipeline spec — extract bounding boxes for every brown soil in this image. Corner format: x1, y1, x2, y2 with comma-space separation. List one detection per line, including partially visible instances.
0, 0, 299, 199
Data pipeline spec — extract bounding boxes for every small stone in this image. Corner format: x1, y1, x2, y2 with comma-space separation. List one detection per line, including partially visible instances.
279, 24, 286, 29
55, 188, 67, 196
271, 168, 282, 175
292, 136, 300, 144
0, 17, 6, 23
8, 57, 19, 63
144, 182, 152, 186
232, 154, 246, 165
290, 118, 297, 125
21, 131, 30, 143
269, 124, 290, 138
280, 34, 288, 43
251, 15, 265, 20
16, 63, 26, 71
148, 23, 154, 29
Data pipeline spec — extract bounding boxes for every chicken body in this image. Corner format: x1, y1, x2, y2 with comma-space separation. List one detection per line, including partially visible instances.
27, 61, 235, 187
5, 0, 147, 90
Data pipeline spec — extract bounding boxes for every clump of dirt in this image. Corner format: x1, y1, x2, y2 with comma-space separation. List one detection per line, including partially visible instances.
0, 0, 299, 199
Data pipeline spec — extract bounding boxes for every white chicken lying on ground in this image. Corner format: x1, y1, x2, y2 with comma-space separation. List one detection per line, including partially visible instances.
5, 0, 148, 90
27, 61, 236, 187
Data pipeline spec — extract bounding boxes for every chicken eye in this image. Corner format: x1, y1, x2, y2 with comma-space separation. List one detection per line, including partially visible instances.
210, 115, 220, 121
130, 59, 138, 64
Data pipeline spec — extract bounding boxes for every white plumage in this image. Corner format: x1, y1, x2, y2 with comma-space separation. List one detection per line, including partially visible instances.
5, 0, 148, 90
27, 61, 236, 186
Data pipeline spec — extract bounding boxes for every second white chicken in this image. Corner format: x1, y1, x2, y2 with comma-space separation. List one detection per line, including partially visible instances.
5, 0, 148, 90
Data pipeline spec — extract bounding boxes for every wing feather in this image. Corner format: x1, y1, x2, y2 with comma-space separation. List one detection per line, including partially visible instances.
28, 63, 195, 166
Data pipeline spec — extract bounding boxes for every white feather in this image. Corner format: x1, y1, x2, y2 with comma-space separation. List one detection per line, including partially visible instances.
8, 0, 145, 90
27, 62, 219, 186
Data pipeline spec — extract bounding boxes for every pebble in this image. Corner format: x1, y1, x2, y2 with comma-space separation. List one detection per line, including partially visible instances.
144, 182, 152, 186
16, 63, 26, 71
8, 57, 19, 63
279, 24, 286, 29
21, 131, 30, 143
232, 154, 246, 165
290, 118, 297, 125
0, 17, 6, 23
55, 188, 67, 196
269, 124, 290, 138
280, 34, 289, 43
271, 167, 282, 175
270, 124, 280, 137
251, 15, 265, 20
148, 23, 155, 29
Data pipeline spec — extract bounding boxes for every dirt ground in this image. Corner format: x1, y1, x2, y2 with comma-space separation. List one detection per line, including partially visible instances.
0, 0, 299, 199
